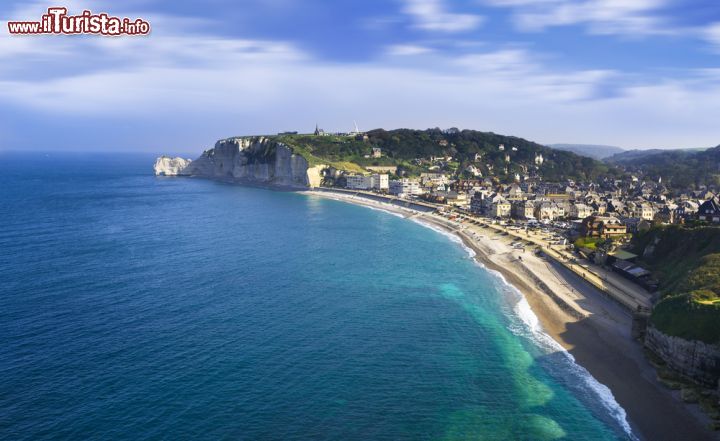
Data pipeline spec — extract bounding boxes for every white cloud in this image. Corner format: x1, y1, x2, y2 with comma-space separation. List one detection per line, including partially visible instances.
2, 48, 720, 149
484, 0, 562, 5
11, 57, 720, 149
386, 44, 434, 56
454, 49, 537, 72
705, 22, 720, 50
1, 1, 720, 150
483, 0, 673, 35
402, 0, 484, 32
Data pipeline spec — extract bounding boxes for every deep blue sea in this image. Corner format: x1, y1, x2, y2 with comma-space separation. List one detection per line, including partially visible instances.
0, 152, 632, 440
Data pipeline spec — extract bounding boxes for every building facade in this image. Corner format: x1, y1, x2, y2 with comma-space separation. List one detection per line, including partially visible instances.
345, 174, 389, 191
389, 179, 422, 197
698, 197, 720, 223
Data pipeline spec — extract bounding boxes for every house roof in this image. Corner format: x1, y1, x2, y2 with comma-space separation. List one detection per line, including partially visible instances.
699, 197, 720, 214
609, 250, 638, 261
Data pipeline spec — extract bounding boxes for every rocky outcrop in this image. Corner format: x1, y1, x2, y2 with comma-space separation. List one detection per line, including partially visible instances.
154, 156, 192, 176
155, 137, 326, 188
306, 165, 325, 188
645, 325, 720, 387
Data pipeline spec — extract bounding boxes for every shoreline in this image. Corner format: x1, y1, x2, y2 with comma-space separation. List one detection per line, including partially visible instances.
305, 189, 717, 441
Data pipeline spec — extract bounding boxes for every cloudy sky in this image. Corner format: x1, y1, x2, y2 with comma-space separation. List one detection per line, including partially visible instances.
1, 0, 719, 152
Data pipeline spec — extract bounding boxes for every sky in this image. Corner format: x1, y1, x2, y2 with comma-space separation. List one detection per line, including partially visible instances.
1, 0, 719, 152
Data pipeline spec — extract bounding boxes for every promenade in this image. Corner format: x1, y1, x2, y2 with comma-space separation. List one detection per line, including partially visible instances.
454, 213, 654, 312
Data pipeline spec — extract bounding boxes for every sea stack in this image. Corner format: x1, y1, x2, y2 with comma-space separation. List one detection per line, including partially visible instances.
154, 156, 192, 176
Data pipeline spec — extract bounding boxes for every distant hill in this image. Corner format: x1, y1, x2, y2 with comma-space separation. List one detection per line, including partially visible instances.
606, 149, 665, 163
606, 146, 720, 190
550, 144, 624, 160
606, 147, 709, 164
276, 128, 622, 182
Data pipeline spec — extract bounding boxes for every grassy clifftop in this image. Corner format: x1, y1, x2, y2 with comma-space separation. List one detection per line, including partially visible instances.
632, 226, 720, 343
274, 128, 621, 180
276, 135, 367, 173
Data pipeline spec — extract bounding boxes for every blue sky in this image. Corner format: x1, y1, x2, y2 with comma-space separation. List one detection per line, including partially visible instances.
1, 0, 719, 152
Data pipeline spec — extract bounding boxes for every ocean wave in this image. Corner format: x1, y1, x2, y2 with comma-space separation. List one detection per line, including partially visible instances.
409, 217, 477, 259
357, 202, 406, 219
489, 271, 637, 440
410, 216, 636, 440
315, 193, 407, 219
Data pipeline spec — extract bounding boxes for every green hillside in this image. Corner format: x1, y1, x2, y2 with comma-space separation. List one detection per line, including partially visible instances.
632, 226, 720, 343
608, 145, 720, 191
276, 128, 621, 181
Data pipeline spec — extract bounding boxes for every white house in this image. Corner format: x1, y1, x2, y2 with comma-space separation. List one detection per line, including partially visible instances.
389, 179, 422, 197
346, 174, 389, 191
570, 203, 593, 219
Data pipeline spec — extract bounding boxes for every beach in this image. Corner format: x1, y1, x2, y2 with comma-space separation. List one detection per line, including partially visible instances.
306, 190, 717, 441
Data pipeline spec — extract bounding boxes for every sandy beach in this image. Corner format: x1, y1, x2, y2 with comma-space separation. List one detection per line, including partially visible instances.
306, 189, 718, 441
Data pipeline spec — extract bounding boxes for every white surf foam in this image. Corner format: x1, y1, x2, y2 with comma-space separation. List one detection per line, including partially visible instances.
411, 218, 636, 439
409, 217, 477, 259
359, 202, 407, 219
316, 193, 408, 219
491, 270, 637, 440
412, 219, 637, 439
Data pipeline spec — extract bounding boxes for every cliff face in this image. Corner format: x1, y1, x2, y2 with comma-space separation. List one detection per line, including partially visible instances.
154, 137, 325, 188
645, 325, 720, 387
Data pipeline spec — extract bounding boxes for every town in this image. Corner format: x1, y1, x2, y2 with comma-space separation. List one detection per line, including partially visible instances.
328, 142, 720, 238
304, 127, 720, 320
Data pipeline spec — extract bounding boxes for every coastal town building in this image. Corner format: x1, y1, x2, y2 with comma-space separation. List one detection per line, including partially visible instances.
465, 165, 482, 177
581, 216, 627, 238
628, 202, 655, 221
420, 173, 451, 190
512, 200, 536, 219
492, 196, 512, 218
470, 192, 485, 214
431, 190, 468, 208
698, 197, 720, 223
313, 124, 329, 136
570, 203, 593, 219
373, 174, 389, 191
389, 178, 422, 197
507, 184, 524, 201
345, 175, 372, 190
535, 202, 565, 221
345, 174, 389, 191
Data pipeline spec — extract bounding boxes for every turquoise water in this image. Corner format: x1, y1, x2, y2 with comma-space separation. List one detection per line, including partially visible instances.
0, 153, 631, 440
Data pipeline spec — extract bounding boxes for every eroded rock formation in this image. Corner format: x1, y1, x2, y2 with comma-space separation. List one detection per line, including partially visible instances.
154, 137, 326, 188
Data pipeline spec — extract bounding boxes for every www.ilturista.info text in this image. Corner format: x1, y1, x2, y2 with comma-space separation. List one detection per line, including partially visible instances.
7, 8, 150, 36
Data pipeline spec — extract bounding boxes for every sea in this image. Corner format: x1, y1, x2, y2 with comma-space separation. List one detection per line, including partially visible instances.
0, 152, 633, 440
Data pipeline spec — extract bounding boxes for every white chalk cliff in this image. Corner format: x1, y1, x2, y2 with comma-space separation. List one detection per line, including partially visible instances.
154, 137, 325, 188
154, 156, 193, 176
